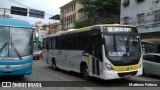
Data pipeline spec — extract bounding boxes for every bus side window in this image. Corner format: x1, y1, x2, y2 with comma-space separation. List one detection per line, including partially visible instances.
61, 36, 66, 49
155, 55, 160, 63
42, 38, 46, 49
79, 32, 90, 52
66, 35, 70, 50
55, 36, 61, 49
90, 33, 102, 61
51, 37, 55, 49
46, 38, 50, 50
79, 36, 85, 50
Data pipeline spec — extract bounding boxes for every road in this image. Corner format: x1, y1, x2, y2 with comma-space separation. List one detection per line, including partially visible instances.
0, 59, 160, 90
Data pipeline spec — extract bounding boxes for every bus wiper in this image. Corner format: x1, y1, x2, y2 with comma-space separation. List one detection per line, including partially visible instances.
11, 43, 22, 60
0, 42, 8, 54
113, 34, 117, 51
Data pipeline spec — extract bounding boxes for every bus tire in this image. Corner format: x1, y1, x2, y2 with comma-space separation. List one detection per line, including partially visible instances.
52, 59, 58, 71
142, 69, 146, 76
82, 64, 90, 80
17, 75, 24, 78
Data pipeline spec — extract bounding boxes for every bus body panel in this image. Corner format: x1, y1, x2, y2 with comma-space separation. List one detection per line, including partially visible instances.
0, 56, 32, 76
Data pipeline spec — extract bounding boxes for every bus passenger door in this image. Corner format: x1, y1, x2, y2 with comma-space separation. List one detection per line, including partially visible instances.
90, 33, 102, 76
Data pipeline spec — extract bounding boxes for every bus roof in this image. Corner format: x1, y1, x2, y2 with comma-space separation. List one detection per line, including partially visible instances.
101, 24, 136, 27
44, 24, 136, 38
0, 18, 31, 28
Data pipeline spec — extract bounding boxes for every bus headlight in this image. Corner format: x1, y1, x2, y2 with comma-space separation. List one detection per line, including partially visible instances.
21, 62, 32, 67
139, 62, 142, 69
105, 63, 114, 70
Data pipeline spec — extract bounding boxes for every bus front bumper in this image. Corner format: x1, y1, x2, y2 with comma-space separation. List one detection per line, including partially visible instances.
0, 63, 32, 76
102, 67, 142, 80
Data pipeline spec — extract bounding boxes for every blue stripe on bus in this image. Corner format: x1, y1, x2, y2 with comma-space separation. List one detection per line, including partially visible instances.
0, 57, 33, 65
0, 65, 32, 75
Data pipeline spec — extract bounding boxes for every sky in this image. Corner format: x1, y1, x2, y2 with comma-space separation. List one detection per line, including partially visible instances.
0, 0, 72, 24
17, 0, 72, 17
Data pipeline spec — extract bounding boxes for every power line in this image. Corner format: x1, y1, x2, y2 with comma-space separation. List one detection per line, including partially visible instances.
8, 0, 54, 17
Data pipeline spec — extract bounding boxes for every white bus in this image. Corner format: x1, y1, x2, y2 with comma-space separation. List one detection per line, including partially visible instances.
42, 24, 142, 80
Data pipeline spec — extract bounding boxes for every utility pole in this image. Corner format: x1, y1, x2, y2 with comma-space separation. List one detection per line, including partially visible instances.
4, 8, 6, 18
49, 21, 50, 35
0, 8, 6, 18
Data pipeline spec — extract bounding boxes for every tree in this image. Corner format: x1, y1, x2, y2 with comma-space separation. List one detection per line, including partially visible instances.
74, 19, 92, 29
77, 0, 120, 24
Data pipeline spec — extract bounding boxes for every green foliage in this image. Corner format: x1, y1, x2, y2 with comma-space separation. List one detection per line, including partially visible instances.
77, 0, 120, 24
74, 20, 92, 29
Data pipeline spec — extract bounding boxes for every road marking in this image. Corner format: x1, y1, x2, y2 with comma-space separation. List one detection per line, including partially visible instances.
83, 87, 94, 90
131, 77, 148, 81
36, 68, 71, 81
35, 68, 93, 90
46, 71, 71, 81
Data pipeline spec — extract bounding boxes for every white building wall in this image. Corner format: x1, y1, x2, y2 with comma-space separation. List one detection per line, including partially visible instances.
76, 3, 87, 21
120, 0, 160, 33
38, 30, 48, 42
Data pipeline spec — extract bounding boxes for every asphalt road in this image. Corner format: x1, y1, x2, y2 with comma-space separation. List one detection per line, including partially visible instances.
0, 59, 160, 90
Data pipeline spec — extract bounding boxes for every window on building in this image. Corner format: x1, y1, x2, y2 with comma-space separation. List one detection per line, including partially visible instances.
123, 0, 129, 7
137, 13, 145, 24
73, 4, 75, 10
136, 0, 145, 3
10, 6, 27, 16
154, 9, 160, 22
71, 5, 73, 11
68, 17, 70, 24
124, 16, 129, 24
66, 7, 68, 13
71, 17, 73, 23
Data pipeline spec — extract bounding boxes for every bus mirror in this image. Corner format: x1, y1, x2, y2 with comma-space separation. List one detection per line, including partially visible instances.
33, 30, 39, 43
82, 52, 89, 56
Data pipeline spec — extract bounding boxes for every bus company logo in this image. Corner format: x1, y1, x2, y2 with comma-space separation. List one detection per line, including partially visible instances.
2, 82, 12, 87
6, 65, 10, 68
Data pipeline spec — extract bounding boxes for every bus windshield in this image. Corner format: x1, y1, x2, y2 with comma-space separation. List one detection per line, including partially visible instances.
103, 27, 141, 65
0, 26, 32, 59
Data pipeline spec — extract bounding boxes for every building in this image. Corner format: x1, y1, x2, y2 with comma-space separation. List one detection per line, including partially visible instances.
120, 0, 160, 42
60, 0, 87, 30
49, 15, 60, 34
49, 22, 60, 34
0, 0, 49, 24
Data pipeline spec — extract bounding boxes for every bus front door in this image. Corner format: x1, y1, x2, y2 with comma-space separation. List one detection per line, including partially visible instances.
90, 34, 102, 76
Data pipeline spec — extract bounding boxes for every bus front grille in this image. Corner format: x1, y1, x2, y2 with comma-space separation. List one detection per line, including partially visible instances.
117, 71, 137, 77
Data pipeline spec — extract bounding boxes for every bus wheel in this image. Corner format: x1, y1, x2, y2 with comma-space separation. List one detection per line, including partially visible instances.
142, 69, 146, 76
82, 65, 90, 80
17, 75, 24, 78
52, 59, 58, 71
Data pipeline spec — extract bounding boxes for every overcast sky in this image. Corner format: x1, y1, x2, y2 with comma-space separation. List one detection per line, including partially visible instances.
0, 0, 72, 24
15, 0, 72, 17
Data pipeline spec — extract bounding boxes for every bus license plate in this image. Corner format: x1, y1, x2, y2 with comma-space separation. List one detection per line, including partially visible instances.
3, 70, 12, 73
124, 74, 132, 78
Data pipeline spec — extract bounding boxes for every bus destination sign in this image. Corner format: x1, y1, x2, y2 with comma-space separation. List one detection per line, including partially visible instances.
103, 27, 132, 33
